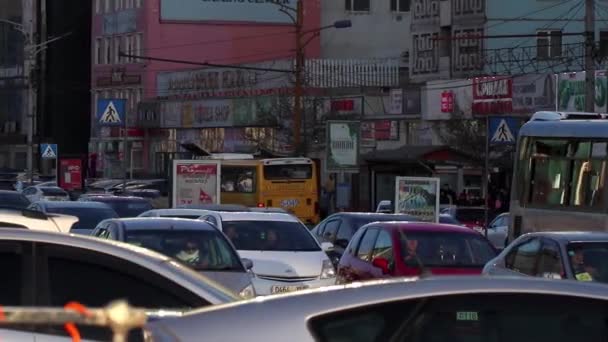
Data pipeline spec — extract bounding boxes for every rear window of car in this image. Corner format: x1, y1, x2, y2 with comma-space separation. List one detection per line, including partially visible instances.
222, 220, 320, 252
353, 215, 418, 229
96, 200, 153, 218
40, 188, 68, 196
47, 207, 118, 230
309, 293, 608, 342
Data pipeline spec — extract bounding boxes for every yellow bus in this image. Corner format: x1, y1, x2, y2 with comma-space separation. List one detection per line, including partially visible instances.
219, 158, 320, 225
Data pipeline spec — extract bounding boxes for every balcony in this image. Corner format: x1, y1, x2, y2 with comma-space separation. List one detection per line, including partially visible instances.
305, 58, 401, 88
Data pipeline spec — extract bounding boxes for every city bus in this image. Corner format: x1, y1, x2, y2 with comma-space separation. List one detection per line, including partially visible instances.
218, 157, 321, 225
509, 111, 608, 242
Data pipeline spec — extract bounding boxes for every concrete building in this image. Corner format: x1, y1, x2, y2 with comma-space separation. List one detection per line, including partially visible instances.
90, 0, 321, 178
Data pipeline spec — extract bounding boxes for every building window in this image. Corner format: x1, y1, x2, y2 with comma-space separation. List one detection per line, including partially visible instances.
136, 0, 142, 8
95, 0, 101, 14
537, 30, 562, 59
600, 31, 608, 58
126, 35, 135, 63
114, 37, 121, 64
104, 37, 112, 64
345, 0, 370, 12
95, 38, 102, 65
391, 0, 410, 12
134, 33, 142, 60
114, 0, 121, 11
104, 0, 111, 13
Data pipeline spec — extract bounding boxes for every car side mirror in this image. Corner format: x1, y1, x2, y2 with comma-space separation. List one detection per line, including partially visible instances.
372, 257, 390, 274
241, 258, 254, 270
321, 242, 334, 251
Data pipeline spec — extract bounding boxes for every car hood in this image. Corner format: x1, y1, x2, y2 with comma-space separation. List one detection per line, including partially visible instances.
237, 250, 326, 278
198, 270, 252, 295
429, 267, 484, 275
48, 214, 79, 233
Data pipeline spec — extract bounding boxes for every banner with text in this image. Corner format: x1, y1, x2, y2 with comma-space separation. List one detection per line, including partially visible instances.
394, 177, 440, 223
172, 160, 221, 207
326, 121, 360, 173
557, 71, 608, 113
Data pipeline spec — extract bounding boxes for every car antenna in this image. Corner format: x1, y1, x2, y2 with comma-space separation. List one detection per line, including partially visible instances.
398, 229, 431, 278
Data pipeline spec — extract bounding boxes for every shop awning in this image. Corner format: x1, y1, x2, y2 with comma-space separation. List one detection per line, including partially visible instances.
363, 145, 479, 166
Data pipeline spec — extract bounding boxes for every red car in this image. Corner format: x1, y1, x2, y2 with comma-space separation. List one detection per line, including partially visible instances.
336, 222, 497, 283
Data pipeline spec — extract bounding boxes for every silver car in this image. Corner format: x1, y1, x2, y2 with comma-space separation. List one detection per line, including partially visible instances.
0, 228, 236, 341
483, 231, 608, 283
91, 217, 256, 299
145, 276, 608, 341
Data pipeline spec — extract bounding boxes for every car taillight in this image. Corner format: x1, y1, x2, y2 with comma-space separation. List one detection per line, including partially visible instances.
257, 203, 265, 208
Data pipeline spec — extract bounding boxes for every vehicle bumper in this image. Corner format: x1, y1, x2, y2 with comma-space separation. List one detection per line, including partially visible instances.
251, 277, 336, 296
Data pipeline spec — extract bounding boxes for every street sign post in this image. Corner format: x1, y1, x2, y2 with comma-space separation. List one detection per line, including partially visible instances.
97, 99, 128, 190
40, 144, 58, 178
488, 117, 519, 145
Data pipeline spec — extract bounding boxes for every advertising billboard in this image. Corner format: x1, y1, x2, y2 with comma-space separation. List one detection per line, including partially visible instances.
160, 0, 298, 24
58, 158, 84, 191
172, 160, 221, 207
394, 177, 440, 223
557, 70, 608, 112
326, 121, 360, 173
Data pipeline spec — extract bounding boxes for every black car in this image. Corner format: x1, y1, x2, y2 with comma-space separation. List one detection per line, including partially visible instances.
0, 190, 30, 209
311, 212, 419, 266
79, 195, 154, 218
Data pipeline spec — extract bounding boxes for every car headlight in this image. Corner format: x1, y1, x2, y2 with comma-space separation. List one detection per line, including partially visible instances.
239, 283, 256, 299
320, 259, 336, 279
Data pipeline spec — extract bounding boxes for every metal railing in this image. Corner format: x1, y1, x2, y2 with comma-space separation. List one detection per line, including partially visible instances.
0, 300, 148, 342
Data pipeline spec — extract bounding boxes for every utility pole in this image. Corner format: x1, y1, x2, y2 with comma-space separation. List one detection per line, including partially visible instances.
585, 0, 595, 112
293, 0, 304, 155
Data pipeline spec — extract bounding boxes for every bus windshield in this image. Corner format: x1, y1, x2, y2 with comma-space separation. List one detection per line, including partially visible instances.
264, 164, 312, 180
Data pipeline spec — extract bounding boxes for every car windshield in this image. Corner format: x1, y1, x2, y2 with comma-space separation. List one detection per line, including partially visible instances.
566, 242, 608, 283
400, 231, 496, 268
0, 193, 30, 208
125, 230, 243, 272
222, 220, 321, 251
94, 200, 152, 217
47, 207, 118, 230
263, 164, 312, 180
41, 187, 67, 196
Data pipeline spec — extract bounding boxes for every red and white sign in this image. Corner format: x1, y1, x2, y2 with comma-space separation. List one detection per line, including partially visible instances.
472, 77, 513, 115
172, 160, 221, 207
441, 91, 454, 113
58, 159, 83, 191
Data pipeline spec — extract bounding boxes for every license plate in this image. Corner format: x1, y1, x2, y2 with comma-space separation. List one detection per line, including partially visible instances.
270, 285, 308, 294
280, 199, 299, 208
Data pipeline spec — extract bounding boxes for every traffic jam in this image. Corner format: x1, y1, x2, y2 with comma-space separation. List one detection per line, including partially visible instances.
0, 113, 607, 340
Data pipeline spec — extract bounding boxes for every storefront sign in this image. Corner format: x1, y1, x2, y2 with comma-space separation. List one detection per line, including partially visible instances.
137, 101, 161, 128
172, 160, 221, 207
157, 61, 292, 100
423, 79, 473, 120
472, 76, 513, 115
96, 68, 141, 87
557, 70, 608, 112
160, 0, 298, 24
361, 120, 399, 142
326, 121, 360, 173
322, 97, 363, 117
441, 91, 454, 113
388, 89, 403, 114
160, 97, 280, 128
394, 177, 440, 223
512, 73, 556, 114
58, 158, 83, 191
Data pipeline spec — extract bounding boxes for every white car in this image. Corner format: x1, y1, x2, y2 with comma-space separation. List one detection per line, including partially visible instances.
138, 208, 216, 219
198, 211, 336, 295
486, 212, 509, 250
22, 185, 70, 202
0, 207, 78, 233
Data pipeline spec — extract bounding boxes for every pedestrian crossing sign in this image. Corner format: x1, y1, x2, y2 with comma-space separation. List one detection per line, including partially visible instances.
96, 99, 126, 126
40, 144, 58, 159
489, 117, 519, 145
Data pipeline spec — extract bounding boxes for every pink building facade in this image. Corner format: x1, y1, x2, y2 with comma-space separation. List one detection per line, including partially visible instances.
91, 0, 320, 178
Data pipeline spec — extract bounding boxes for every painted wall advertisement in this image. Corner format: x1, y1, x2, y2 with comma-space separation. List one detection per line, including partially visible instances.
58, 159, 83, 191
172, 160, 221, 207
557, 70, 608, 112
160, 0, 298, 23
394, 177, 440, 223
472, 76, 513, 115
326, 121, 360, 173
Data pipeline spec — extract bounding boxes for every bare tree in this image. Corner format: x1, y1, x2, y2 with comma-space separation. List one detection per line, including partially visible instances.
432, 111, 486, 164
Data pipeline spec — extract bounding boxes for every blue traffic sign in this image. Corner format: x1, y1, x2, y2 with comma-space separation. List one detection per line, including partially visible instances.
96, 99, 126, 126
40, 144, 58, 159
489, 117, 519, 145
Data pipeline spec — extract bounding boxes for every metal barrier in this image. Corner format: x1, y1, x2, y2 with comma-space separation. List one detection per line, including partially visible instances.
0, 300, 148, 342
